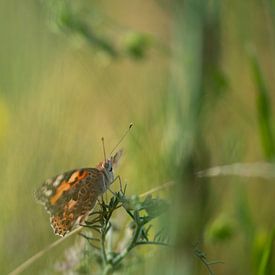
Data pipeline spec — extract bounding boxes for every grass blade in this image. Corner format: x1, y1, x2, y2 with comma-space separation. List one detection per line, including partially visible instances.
250, 52, 275, 160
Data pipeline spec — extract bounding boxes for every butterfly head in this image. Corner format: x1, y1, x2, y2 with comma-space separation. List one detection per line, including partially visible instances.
97, 149, 123, 186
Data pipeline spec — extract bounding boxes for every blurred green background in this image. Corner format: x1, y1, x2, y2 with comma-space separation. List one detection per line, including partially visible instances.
0, 0, 275, 274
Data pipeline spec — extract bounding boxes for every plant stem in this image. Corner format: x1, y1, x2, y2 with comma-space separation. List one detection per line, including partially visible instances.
101, 228, 108, 266
128, 224, 142, 251
110, 223, 142, 270
102, 264, 113, 275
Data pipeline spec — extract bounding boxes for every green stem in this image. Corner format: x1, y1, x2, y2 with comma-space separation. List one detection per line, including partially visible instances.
101, 228, 108, 266
102, 264, 113, 275
128, 224, 142, 251
110, 223, 142, 269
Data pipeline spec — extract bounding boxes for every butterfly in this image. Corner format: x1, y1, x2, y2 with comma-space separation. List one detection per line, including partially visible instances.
34, 149, 123, 237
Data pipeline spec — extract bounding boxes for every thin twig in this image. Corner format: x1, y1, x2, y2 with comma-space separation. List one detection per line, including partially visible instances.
197, 162, 275, 179
139, 181, 174, 198
135, 241, 169, 247
78, 233, 100, 242
194, 246, 223, 275
9, 227, 82, 275
198, 256, 215, 275
101, 228, 108, 265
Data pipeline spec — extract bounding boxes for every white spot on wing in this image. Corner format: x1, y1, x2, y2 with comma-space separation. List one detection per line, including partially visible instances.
45, 190, 53, 197
52, 174, 64, 187
57, 174, 64, 181
53, 176, 63, 187
45, 179, 53, 185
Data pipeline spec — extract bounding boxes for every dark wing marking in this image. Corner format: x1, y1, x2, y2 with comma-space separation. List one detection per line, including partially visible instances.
35, 168, 104, 236
35, 169, 77, 210
50, 180, 99, 236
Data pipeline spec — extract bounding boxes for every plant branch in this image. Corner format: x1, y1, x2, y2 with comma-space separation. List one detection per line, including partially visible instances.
101, 227, 108, 266
135, 241, 169, 247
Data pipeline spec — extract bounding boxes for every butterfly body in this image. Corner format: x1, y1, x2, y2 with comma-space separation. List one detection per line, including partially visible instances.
35, 150, 122, 237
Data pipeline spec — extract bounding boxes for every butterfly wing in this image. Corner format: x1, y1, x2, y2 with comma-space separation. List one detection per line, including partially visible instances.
35, 168, 104, 236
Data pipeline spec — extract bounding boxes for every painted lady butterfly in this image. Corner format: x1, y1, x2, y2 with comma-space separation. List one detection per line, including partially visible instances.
34, 149, 123, 237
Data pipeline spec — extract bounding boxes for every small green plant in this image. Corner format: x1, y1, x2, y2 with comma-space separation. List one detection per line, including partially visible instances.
56, 184, 170, 274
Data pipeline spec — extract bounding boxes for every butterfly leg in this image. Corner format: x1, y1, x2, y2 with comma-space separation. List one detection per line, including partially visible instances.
109, 175, 127, 196
115, 175, 127, 195
102, 177, 108, 201
107, 187, 115, 195
107, 175, 123, 196
100, 195, 105, 205
112, 175, 122, 191
118, 175, 122, 192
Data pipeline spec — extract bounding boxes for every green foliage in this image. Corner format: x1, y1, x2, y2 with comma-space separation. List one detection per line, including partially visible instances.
43, 0, 117, 56
253, 229, 275, 275
58, 187, 170, 274
250, 51, 275, 160
122, 32, 151, 59
42, 0, 156, 59
205, 215, 235, 243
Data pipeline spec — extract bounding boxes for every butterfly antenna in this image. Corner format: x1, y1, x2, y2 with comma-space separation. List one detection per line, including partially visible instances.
110, 123, 133, 156
101, 137, 107, 162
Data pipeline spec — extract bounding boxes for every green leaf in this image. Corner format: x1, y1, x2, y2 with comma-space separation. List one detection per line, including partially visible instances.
124, 195, 168, 221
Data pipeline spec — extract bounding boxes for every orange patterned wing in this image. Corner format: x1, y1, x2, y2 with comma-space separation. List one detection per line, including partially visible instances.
35, 168, 104, 236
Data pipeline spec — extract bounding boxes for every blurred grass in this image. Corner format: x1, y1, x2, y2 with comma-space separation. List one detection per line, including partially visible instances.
0, 0, 275, 274
256, 229, 275, 275
250, 51, 275, 160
